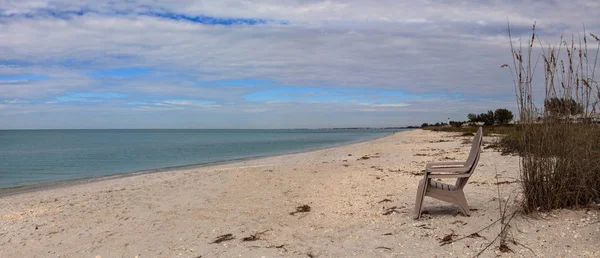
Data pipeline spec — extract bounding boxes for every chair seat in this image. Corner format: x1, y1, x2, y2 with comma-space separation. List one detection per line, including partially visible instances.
429, 180, 457, 191
421, 179, 457, 191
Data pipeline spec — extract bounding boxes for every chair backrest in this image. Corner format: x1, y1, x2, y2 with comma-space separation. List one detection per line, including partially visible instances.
456, 127, 483, 189
465, 127, 483, 169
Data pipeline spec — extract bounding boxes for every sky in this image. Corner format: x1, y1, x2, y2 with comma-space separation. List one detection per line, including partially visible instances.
0, 0, 599, 129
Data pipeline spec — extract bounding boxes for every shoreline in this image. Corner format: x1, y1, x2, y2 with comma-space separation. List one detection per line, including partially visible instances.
1, 129, 597, 257
0, 131, 400, 197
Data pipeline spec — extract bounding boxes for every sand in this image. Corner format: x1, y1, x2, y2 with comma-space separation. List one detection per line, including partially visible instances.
0, 129, 598, 257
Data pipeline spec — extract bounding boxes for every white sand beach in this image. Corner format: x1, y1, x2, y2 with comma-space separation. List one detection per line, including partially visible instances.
1, 129, 598, 257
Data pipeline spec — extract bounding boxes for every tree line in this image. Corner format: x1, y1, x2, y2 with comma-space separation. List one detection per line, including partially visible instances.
421, 97, 585, 128
467, 108, 513, 125
421, 108, 514, 128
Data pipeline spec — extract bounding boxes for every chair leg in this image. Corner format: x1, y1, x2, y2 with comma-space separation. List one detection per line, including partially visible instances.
455, 191, 470, 216
413, 179, 426, 219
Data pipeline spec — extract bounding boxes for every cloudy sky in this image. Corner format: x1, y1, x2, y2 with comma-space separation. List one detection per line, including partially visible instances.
0, 0, 598, 129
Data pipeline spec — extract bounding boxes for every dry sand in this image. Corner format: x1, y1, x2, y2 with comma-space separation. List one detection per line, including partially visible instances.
1, 129, 598, 257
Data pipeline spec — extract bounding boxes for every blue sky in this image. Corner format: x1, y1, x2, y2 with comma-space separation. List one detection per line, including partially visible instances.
88, 68, 151, 78
0, 74, 49, 82
0, 0, 599, 129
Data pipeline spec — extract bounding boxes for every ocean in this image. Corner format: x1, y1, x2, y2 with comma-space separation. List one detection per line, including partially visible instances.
0, 129, 402, 189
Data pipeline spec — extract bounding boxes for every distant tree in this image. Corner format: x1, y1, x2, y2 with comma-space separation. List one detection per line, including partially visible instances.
477, 113, 487, 124
434, 122, 441, 126
467, 113, 478, 122
487, 110, 495, 125
478, 110, 495, 125
544, 97, 584, 116
449, 121, 464, 127
466, 109, 512, 125
421, 123, 429, 128
494, 108, 514, 124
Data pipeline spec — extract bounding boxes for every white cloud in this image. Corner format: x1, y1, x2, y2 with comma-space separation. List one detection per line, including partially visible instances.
158, 100, 221, 109
3, 99, 29, 104
242, 108, 268, 113
358, 103, 410, 108
0, 0, 597, 128
0, 15, 517, 96
2, 0, 595, 29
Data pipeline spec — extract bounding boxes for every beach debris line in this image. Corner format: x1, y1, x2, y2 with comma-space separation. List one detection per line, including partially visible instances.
387, 168, 402, 173
499, 243, 513, 253
438, 230, 458, 245
410, 171, 424, 176
248, 244, 287, 252
494, 180, 519, 185
211, 233, 235, 244
370, 166, 384, 172
429, 139, 451, 143
381, 206, 403, 215
270, 244, 286, 249
440, 219, 501, 246
450, 220, 467, 226
377, 198, 392, 203
468, 232, 486, 239
242, 230, 271, 242
266, 244, 287, 251
289, 205, 311, 215
358, 153, 380, 160
415, 224, 435, 230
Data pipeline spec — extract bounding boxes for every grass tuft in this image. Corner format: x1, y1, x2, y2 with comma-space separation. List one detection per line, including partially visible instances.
507, 24, 600, 212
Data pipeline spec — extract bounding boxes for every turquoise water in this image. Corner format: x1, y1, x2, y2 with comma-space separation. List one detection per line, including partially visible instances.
0, 129, 401, 189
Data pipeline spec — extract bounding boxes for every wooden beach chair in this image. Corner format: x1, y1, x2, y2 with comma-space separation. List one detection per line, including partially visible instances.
413, 127, 483, 219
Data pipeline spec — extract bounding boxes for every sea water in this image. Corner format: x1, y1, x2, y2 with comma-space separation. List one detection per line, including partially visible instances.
0, 129, 403, 189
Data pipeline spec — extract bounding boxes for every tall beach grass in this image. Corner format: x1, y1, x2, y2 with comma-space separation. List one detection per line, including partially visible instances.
507, 24, 600, 212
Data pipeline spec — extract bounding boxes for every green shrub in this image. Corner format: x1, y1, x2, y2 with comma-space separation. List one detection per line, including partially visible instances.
498, 129, 521, 155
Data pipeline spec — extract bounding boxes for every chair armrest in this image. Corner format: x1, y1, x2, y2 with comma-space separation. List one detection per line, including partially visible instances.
426, 164, 468, 173
426, 165, 470, 177
427, 172, 471, 178
427, 166, 469, 173
426, 161, 466, 170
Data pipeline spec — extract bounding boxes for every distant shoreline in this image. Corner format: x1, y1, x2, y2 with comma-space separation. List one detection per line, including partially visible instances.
0, 127, 419, 131
0, 130, 402, 197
